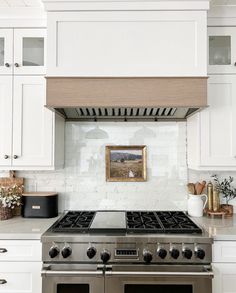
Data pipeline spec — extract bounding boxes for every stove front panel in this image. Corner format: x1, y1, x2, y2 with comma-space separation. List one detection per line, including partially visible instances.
42, 240, 212, 264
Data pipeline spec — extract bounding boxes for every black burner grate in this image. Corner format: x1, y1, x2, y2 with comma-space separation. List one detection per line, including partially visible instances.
156, 211, 202, 234
126, 211, 202, 234
51, 211, 96, 233
126, 211, 163, 233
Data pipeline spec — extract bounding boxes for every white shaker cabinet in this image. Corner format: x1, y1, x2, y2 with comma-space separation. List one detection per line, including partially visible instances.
213, 241, 236, 293
0, 240, 42, 293
46, 11, 207, 77
12, 76, 53, 167
208, 27, 236, 74
0, 76, 12, 167
187, 75, 236, 170
0, 28, 46, 75
0, 75, 64, 170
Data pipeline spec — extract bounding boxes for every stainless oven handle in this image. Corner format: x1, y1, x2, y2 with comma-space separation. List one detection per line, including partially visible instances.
105, 271, 214, 277
41, 270, 103, 277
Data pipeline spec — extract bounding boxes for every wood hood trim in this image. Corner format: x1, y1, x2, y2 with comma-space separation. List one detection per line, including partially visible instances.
46, 77, 208, 108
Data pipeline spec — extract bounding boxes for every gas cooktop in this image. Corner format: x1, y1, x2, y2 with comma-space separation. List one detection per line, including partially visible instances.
51, 210, 202, 234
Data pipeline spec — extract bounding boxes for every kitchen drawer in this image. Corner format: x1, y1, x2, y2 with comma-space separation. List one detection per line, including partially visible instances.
0, 262, 41, 293
0, 240, 41, 261
213, 241, 236, 263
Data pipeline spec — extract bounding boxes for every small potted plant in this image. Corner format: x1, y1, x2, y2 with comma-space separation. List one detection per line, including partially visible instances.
0, 185, 22, 220
212, 175, 236, 216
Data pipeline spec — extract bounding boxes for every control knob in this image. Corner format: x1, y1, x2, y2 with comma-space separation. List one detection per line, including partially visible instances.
170, 248, 179, 259
143, 250, 153, 264
157, 248, 167, 259
49, 246, 60, 258
61, 246, 72, 258
87, 246, 97, 259
101, 250, 111, 264
183, 248, 193, 259
195, 248, 205, 260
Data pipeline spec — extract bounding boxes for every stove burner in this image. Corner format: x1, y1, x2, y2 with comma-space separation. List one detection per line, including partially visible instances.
126, 211, 163, 233
52, 211, 96, 233
156, 211, 202, 234
126, 211, 202, 234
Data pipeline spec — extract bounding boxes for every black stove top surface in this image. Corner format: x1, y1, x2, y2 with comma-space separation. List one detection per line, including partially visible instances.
51, 210, 202, 234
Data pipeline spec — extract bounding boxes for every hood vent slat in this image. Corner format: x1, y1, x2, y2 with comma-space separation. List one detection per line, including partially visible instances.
60, 107, 198, 121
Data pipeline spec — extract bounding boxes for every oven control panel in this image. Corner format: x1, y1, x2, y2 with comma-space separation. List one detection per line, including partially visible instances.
43, 241, 212, 264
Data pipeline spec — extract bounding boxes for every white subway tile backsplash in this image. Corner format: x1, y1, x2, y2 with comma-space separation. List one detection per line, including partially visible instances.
1, 122, 188, 212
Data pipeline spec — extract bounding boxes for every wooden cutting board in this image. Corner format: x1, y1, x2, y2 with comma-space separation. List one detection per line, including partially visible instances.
0, 171, 24, 188
0, 171, 24, 216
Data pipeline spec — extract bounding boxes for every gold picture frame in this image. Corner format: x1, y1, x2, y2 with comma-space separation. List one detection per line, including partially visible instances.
106, 146, 147, 182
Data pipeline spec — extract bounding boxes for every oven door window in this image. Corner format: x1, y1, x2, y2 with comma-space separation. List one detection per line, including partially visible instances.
57, 284, 89, 293
125, 284, 192, 293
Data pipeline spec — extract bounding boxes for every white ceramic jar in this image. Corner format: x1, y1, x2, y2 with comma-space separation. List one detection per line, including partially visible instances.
187, 194, 207, 217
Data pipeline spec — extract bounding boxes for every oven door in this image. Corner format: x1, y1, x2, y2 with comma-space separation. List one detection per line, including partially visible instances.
105, 264, 213, 293
42, 264, 104, 293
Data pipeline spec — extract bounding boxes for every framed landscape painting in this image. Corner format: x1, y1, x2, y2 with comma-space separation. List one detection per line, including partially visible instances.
106, 146, 147, 182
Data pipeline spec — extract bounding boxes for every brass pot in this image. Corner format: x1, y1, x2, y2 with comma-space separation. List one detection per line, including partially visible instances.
221, 204, 234, 217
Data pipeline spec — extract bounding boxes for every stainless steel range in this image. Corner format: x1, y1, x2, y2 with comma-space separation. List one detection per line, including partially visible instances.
41, 211, 213, 293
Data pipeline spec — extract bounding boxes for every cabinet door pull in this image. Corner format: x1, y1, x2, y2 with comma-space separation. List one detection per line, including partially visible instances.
13, 155, 18, 159
0, 279, 7, 285
14, 63, 20, 67
4, 155, 9, 159
0, 248, 7, 253
4, 63, 10, 67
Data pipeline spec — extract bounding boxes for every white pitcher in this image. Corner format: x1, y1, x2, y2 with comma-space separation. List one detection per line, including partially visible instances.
187, 194, 208, 217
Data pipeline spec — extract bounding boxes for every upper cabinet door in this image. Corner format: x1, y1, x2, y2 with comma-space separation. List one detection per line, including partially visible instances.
12, 76, 53, 167
208, 27, 236, 74
13, 29, 46, 75
200, 75, 236, 167
47, 11, 207, 77
0, 29, 13, 75
0, 76, 12, 167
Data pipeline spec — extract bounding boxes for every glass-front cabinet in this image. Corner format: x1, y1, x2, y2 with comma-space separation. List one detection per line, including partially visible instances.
208, 27, 236, 74
0, 28, 45, 75
14, 29, 46, 74
0, 29, 13, 74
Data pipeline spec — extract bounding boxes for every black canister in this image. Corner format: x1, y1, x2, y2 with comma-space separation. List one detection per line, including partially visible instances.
21, 192, 58, 218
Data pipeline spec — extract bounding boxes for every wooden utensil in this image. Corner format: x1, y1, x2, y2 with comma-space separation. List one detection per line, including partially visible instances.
0, 171, 24, 216
195, 181, 206, 195
199, 181, 206, 194
187, 183, 196, 195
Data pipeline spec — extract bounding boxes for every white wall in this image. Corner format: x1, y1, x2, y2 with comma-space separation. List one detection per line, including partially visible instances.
0, 122, 188, 212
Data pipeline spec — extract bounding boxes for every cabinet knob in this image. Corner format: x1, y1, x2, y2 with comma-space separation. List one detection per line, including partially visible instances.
234, 62, 236, 66
4, 63, 10, 67
0, 279, 7, 285
14, 63, 20, 67
4, 155, 9, 159
13, 155, 18, 159
0, 248, 7, 253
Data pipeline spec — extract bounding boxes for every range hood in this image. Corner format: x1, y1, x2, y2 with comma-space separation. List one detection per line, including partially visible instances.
46, 77, 208, 121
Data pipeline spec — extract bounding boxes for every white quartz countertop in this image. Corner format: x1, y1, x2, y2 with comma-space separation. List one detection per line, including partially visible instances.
1, 214, 236, 241
193, 215, 236, 241
0, 216, 59, 240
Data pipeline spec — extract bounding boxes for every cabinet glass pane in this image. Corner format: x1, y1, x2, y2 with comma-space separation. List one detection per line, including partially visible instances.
0, 38, 4, 66
23, 37, 44, 66
209, 36, 231, 65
